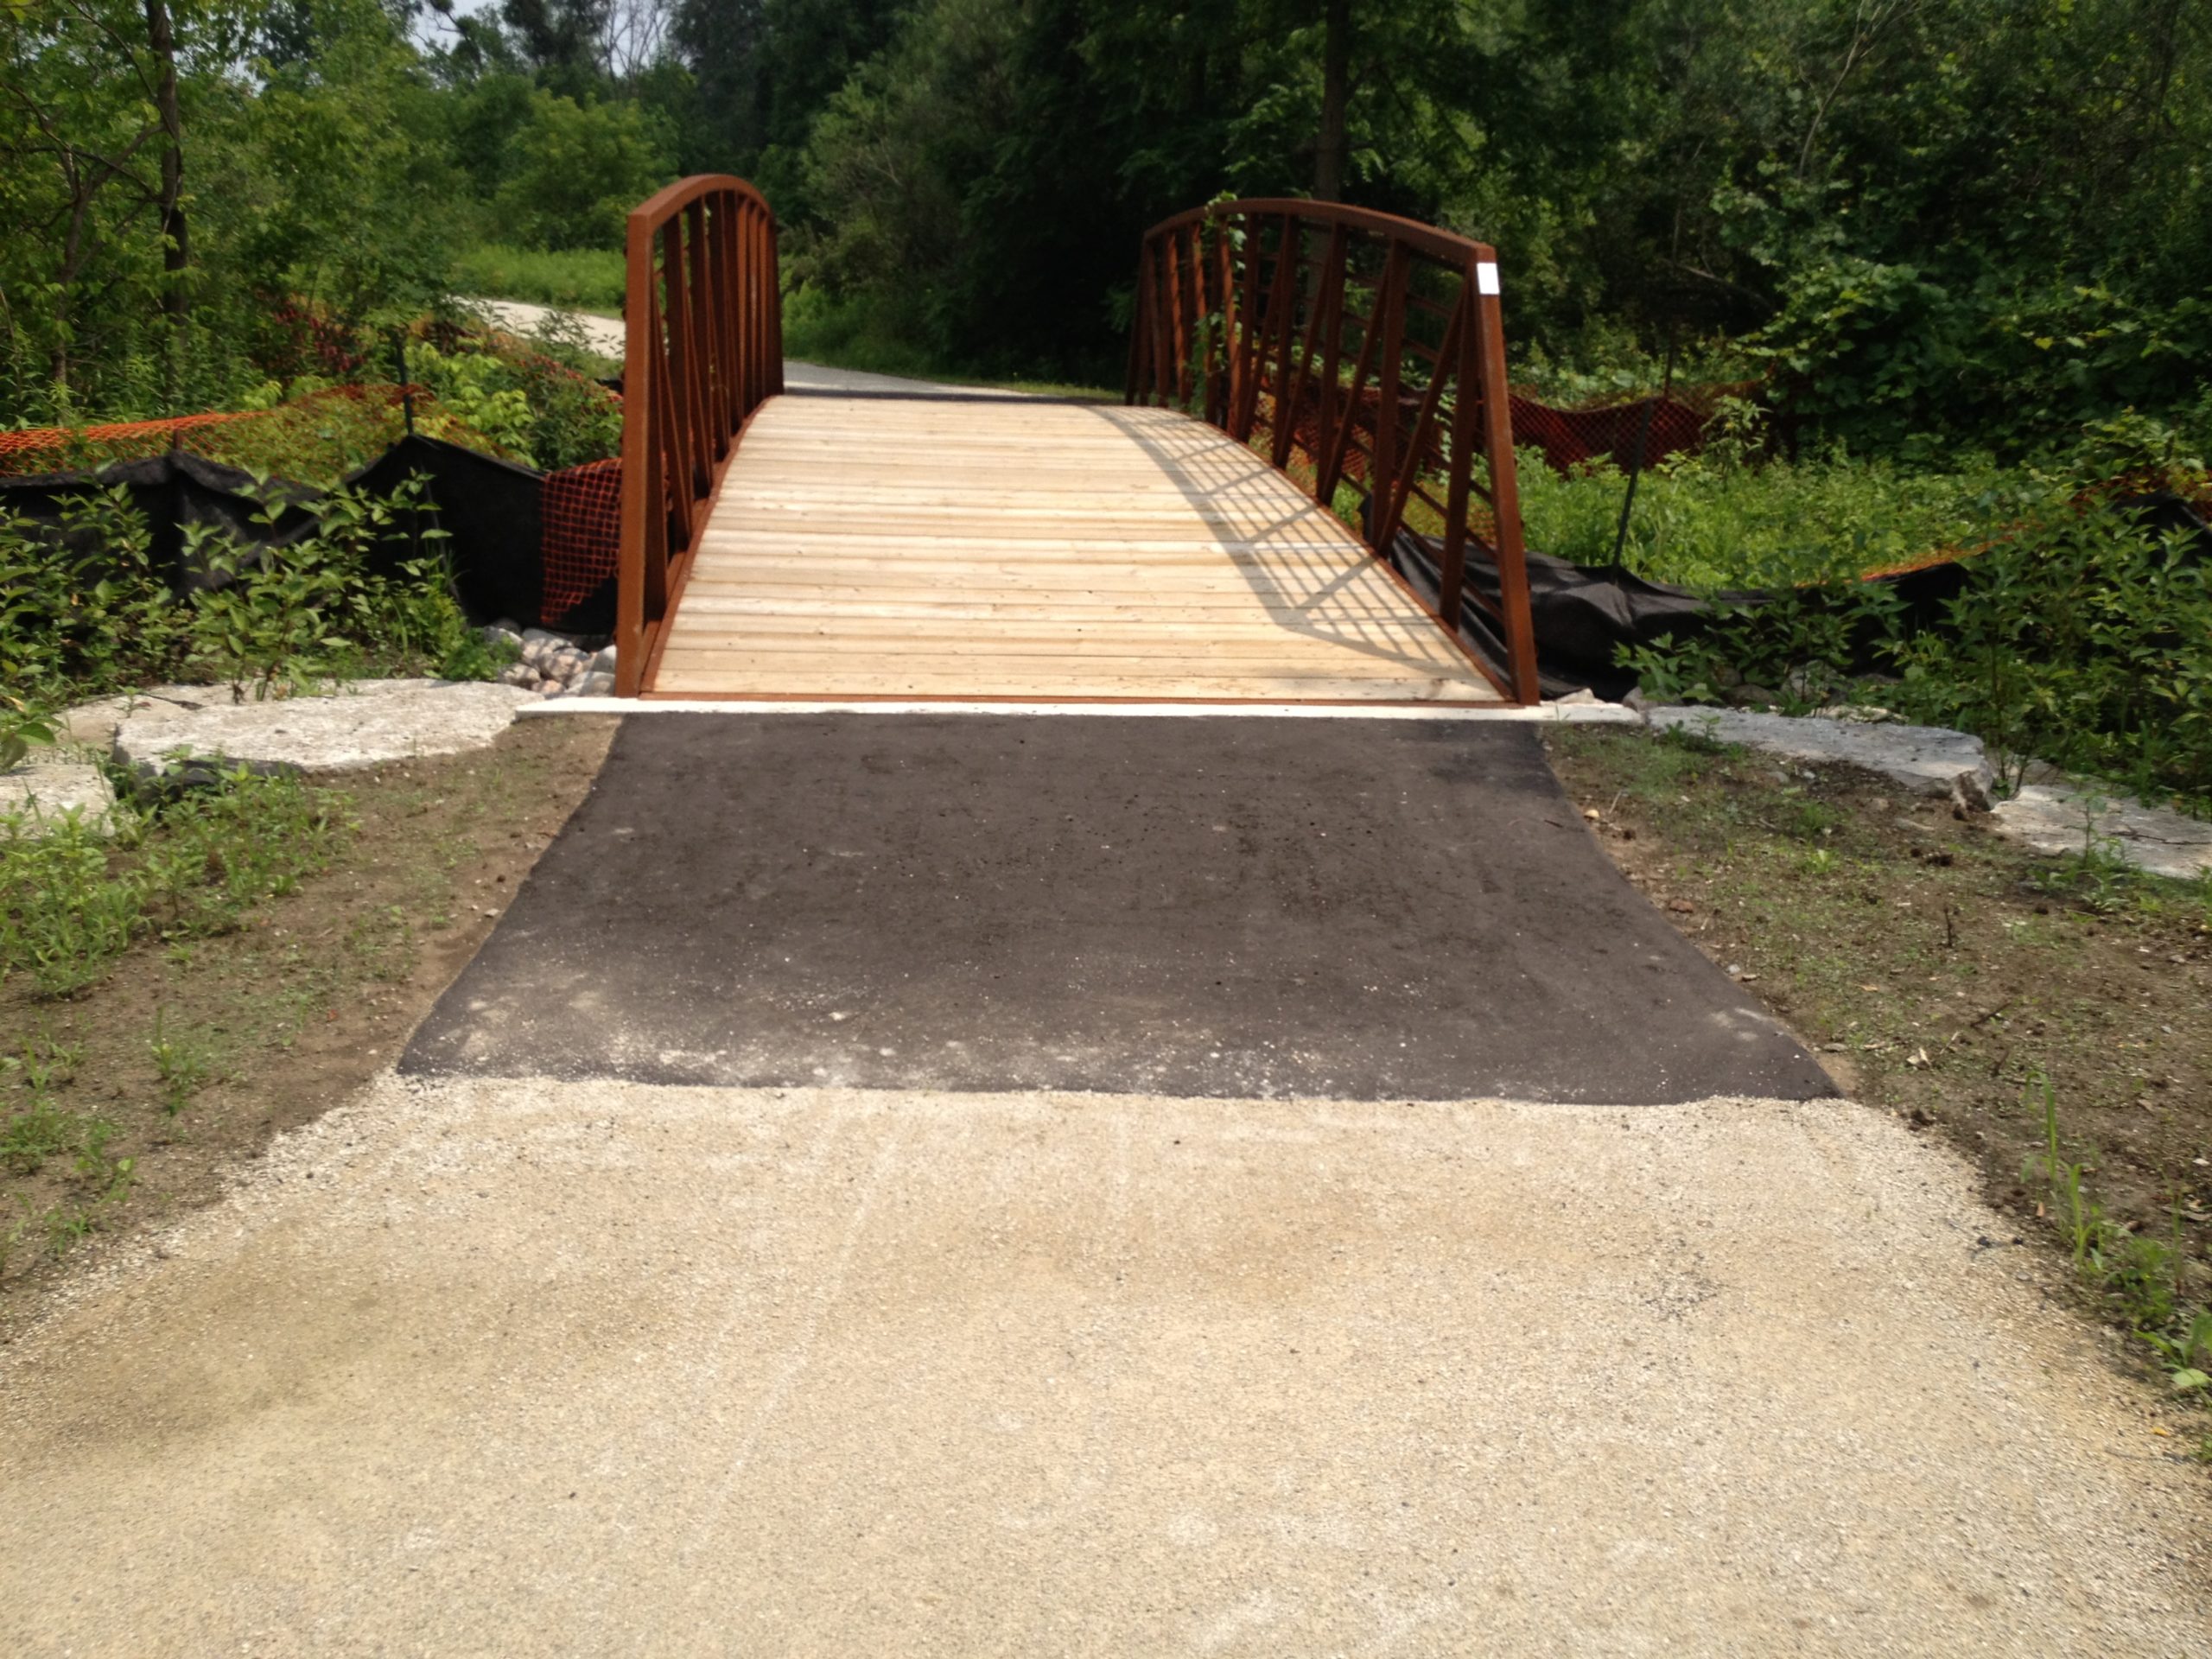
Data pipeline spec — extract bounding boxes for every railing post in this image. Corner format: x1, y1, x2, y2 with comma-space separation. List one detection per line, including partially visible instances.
1471, 252, 1540, 703
1265, 217, 1302, 469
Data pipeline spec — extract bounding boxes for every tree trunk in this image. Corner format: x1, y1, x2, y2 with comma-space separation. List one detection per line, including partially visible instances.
1315, 0, 1351, 200
145, 0, 188, 327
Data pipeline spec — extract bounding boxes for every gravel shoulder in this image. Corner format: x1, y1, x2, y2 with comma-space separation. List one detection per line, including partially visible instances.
3, 1074, 2206, 1655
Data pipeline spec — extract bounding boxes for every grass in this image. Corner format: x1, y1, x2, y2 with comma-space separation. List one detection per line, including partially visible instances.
1513, 442, 2024, 588
0, 716, 617, 1314
1546, 721, 2212, 1446
1, 772, 349, 999
451, 245, 626, 315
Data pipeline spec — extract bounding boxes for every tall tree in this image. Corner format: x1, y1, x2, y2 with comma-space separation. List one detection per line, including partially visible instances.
144, 0, 189, 338
1314, 0, 1348, 200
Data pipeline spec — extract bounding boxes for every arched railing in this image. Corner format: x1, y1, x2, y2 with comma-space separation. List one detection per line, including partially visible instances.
615, 175, 783, 696
1126, 200, 1540, 704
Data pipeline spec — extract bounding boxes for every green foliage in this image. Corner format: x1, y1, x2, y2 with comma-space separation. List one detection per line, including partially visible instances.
1516, 432, 2020, 592
0, 813, 139, 997
148, 1010, 221, 1116
1, 488, 195, 707
192, 477, 479, 698
1, 475, 493, 716
450, 244, 626, 311
1618, 580, 1907, 714
0, 770, 347, 997
1613, 464, 2212, 814
1885, 505, 2212, 808
2023, 1070, 2212, 1414
406, 331, 622, 470
2, 0, 466, 423
493, 91, 673, 252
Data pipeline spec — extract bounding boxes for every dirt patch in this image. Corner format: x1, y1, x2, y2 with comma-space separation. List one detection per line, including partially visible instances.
0, 714, 617, 1332
1545, 725, 2212, 1305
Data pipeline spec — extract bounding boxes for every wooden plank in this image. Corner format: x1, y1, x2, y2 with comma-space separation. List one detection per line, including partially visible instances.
652, 664, 1493, 699
653, 630, 1466, 662
647, 392, 1499, 702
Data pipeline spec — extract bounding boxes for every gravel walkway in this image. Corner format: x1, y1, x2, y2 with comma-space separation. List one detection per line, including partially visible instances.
2, 1077, 2204, 1654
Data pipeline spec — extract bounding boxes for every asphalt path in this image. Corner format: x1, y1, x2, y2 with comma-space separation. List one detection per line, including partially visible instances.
404, 715, 1836, 1103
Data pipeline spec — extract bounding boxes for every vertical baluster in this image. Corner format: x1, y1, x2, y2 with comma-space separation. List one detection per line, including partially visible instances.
1232, 212, 1264, 440
766, 206, 785, 396
1437, 278, 1480, 639
1267, 216, 1305, 470
1150, 242, 1176, 406
1194, 219, 1211, 422
709, 195, 736, 435
691, 198, 725, 458
1165, 232, 1189, 409
657, 248, 695, 558
680, 204, 714, 486
1125, 246, 1149, 406
1211, 215, 1235, 430
741, 201, 759, 415
1282, 224, 1344, 479
1378, 297, 1463, 555
1316, 242, 1386, 505
615, 202, 655, 696
1367, 240, 1408, 553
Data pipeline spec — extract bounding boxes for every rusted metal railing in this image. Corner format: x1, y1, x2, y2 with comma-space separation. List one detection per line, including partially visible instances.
1126, 200, 1540, 704
615, 175, 782, 696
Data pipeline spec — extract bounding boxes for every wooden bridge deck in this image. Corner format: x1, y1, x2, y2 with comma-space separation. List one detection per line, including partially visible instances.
645, 394, 1504, 702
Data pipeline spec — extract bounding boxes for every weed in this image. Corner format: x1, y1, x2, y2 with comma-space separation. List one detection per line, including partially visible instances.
3, 771, 347, 996
2022, 1068, 2212, 1407
149, 1011, 220, 1116
0, 699, 58, 772
0, 810, 143, 995
1781, 796, 1845, 842
0, 1099, 87, 1176
1516, 441, 2019, 591
143, 771, 348, 931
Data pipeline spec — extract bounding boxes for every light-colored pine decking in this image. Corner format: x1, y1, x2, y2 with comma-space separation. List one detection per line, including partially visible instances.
647, 394, 1503, 702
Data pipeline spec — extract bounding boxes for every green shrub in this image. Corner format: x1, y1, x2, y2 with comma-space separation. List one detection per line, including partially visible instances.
1, 489, 194, 706
406, 331, 622, 471
1620, 496, 2212, 813
0, 813, 140, 997
189, 475, 480, 698
1885, 504, 2212, 807
2, 475, 494, 715
493, 92, 671, 253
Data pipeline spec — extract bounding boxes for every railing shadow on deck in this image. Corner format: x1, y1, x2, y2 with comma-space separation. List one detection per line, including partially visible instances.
1125, 199, 1541, 703
615, 175, 783, 696
1088, 406, 1503, 688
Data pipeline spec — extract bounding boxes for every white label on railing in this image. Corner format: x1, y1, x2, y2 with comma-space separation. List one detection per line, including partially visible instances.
1476, 261, 1501, 296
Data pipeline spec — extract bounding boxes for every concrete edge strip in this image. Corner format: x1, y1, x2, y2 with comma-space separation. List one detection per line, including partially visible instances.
389, 1071, 1838, 1111
517, 696, 1645, 724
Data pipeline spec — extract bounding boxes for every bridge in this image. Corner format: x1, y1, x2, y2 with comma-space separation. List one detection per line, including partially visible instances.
610, 176, 1541, 705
